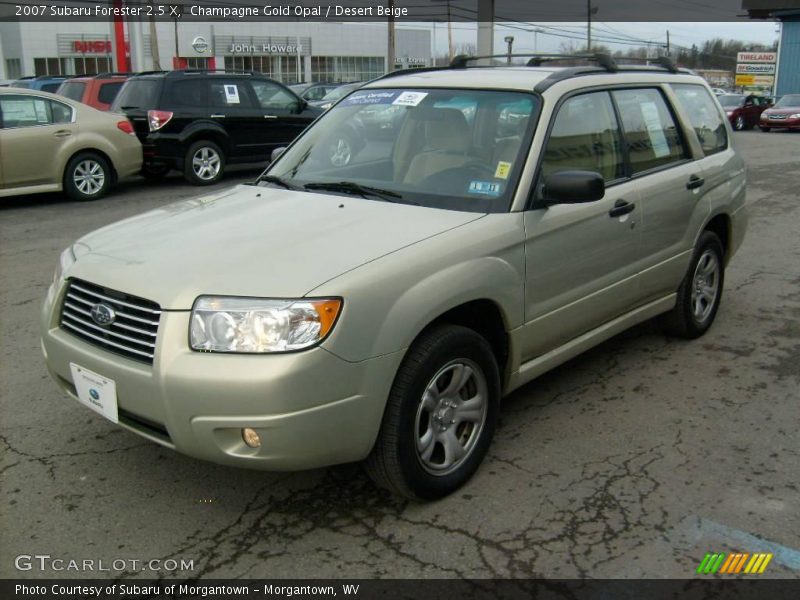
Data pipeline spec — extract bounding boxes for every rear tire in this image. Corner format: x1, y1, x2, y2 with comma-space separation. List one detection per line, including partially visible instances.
662, 231, 725, 339
63, 152, 111, 201
184, 140, 225, 185
365, 325, 500, 500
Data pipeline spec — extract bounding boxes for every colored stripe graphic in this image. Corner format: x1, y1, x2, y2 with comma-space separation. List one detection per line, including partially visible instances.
701, 552, 774, 574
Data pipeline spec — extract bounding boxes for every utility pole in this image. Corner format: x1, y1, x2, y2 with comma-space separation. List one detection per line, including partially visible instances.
666, 30, 670, 56
447, 0, 453, 61
148, 0, 161, 70
387, 0, 396, 72
587, 0, 592, 51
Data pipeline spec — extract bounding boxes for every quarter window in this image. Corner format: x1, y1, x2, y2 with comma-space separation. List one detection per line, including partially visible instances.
541, 91, 624, 183
612, 88, 687, 174
670, 84, 728, 155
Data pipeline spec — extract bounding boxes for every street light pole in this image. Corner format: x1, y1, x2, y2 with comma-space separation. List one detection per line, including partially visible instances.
504, 36, 514, 64
587, 0, 592, 51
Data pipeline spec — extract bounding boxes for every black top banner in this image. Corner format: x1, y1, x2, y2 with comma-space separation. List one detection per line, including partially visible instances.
2, 0, 799, 22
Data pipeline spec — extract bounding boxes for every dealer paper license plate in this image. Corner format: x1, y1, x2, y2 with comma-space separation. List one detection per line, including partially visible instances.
69, 363, 119, 423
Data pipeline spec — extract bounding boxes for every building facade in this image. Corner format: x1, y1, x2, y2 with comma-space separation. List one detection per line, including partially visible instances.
0, 21, 431, 83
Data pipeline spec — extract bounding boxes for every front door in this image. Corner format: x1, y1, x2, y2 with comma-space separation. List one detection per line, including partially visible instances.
520, 90, 642, 360
248, 79, 314, 156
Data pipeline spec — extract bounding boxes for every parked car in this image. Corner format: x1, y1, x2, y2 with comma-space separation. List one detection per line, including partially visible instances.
56, 73, 129, 111
11, 76, 69, 93
111, 70, 323, 184
718, 93, 772, 130
759, 94, 800, 132
42, 55, 746, 499
290, 82, 341, 102
309, 82, 364, 110
0, 87, 142, 200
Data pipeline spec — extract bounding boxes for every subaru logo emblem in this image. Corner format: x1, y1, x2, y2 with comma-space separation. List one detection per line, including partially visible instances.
192, 36, 210, 54
89, 389, 100, 400
90, 303, 116, 326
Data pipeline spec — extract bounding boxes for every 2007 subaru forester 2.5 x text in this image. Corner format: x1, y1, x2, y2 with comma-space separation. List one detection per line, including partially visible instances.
42, 54, 747, 500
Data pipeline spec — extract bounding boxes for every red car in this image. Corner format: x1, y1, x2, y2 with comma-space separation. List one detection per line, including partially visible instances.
759, 94, 800, 132
718, 94, 772, 130
56, 73, 129, 111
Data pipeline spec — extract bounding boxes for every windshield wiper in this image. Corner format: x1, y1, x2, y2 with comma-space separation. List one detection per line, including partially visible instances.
303, 181, 403, 202
255, 174, 299, 190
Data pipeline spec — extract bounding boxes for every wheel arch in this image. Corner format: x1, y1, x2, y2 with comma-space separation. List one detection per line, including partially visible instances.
702, 213, 731, 265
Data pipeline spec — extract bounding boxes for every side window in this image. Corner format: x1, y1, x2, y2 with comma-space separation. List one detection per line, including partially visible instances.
249, 80, 297, 111
97, 82, 124, 105
304, 86, 329, 101
612, 88, 687, 174
167, 80, 209, 108
49, 100, 73, 124
541, 91, 624, 183
209, 81, 255, 109
671, 84, 728, 156
0, 95, 52, 128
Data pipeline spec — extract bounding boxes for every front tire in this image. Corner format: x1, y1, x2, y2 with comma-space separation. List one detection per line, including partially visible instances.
63, 153, 111, 201
365, 325, 500, 500
184, 140, 225, 185
662, 231, 725, 339
733, 115, 745, 131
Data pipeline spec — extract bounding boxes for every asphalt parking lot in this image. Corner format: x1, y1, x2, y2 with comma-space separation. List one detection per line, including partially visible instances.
1, 132, 798, 580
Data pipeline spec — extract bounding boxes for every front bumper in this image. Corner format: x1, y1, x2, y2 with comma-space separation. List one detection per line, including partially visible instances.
760, 116, 800, 129
41, 281, 403, 470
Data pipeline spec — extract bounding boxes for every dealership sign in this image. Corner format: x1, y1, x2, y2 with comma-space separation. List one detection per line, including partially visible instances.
736, 52, 777, 64
735, 74, 775, 86
736, 63, 776, 74
72, 40, 112, 54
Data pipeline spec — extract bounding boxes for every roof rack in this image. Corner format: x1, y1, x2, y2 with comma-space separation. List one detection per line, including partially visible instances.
165, 69, 259, 77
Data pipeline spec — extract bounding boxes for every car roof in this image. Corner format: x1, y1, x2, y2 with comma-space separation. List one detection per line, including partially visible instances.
363, 67, 558, 92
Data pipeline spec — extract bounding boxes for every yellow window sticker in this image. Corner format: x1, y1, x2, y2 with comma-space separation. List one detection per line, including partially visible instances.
494, 161, 512, 179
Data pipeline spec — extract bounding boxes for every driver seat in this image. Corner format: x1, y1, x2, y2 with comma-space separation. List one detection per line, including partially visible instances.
401, 109, 472, 185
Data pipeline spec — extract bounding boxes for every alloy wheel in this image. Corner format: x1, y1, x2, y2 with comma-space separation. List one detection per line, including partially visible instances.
192, 147, 221, 181
72, 160, 106, 196
690, 249, 720, 323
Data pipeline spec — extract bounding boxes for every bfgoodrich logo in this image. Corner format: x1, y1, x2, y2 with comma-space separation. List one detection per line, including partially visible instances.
696, 552, 773, 574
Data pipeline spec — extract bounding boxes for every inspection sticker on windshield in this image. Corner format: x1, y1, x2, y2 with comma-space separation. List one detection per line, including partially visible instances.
224, 84, 240, 104
69, 363, 119, 424
494, 161, 512, 179
341, 90, 400, 106
468, 181, 503, 197
392, 91, 428, 107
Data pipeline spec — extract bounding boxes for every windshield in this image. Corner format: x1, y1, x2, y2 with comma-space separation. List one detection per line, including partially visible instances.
111, 79, 160, 111
718, 95, 744, 108
264, 87, 540, 213
775, 94, 800, 107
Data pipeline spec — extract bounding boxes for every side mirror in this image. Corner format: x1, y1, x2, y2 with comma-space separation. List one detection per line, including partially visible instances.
271, 147, 286, 162
543, 170, 605, 205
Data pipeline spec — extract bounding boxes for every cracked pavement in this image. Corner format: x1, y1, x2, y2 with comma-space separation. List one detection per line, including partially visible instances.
1, 134, 798, 579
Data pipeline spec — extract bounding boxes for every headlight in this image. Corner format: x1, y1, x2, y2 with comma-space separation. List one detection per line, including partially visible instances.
790, 113, 800, 119
760, 113, 768, 119
190, 296, 342, 353
320, 102, 333, 110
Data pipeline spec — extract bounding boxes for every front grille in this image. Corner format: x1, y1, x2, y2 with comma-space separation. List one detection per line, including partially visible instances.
60, 279, 161, 364
769, 114, 788, 120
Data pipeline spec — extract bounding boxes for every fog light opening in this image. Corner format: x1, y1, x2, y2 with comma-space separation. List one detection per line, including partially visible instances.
242, 428, 261, 448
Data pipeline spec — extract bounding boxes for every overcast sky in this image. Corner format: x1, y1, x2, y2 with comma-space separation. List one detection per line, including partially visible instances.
423, 21, 780, 56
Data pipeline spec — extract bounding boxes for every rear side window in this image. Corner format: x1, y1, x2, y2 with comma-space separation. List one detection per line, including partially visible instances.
41, 83, 62, 93
111, 79, 160, 111
612, 89, 687, 174
50, 100, 73, 123
97, 82, 124, 105
166, 80, 209, 107
541, 91, 624, 183
0, 95, 71, 127
209, 81, 254, 108
670, 84, 728, 156
59, 82, 86, 102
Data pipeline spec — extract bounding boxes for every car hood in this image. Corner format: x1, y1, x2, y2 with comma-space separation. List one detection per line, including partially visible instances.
764, 107, 800, 115
68, 185, 484, 309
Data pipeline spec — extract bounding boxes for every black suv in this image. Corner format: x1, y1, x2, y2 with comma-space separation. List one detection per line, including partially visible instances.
111, 70, 323, 185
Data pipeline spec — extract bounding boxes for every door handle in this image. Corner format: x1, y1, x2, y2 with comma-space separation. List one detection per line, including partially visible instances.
609, 199, 635, 218
54, 130, 72, 138
264, 115, 278, 119
210, 114, 226, 118
686, 175, 705, 190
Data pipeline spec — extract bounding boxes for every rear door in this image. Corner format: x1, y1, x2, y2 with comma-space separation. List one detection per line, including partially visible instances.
611, 87, 704, 302
520, 90, 642, 359
0, 94, 75, 190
